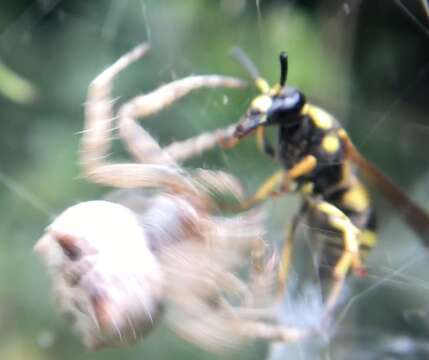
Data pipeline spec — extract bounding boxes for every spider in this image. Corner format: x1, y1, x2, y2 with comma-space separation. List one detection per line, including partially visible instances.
34, 43, 311, 351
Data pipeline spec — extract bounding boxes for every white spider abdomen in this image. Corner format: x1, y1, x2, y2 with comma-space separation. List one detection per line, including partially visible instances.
35, 201, 164, 349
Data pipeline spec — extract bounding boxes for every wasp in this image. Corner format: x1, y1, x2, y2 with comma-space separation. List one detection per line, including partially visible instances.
220, 48, 429, 309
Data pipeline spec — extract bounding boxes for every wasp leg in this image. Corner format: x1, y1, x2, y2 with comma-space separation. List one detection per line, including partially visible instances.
238, 170, 285, 210
238, 154, 318, 210
311, 200, 364, 277
236, 157, 316, 297
277, 205, 307, 297
286, 155, 317, 183
256, 127, 276, 158
227, 171, 284, 298
307, 199, 365, 312
220, 170, 284, 299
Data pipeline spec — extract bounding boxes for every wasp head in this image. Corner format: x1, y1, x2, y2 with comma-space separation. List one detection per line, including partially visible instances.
234, 52, 306, 138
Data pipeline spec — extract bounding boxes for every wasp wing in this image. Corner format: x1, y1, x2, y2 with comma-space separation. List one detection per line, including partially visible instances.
339, 129, 429, 244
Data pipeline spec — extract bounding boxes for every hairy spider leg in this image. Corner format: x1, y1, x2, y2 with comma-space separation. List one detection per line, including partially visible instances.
118, 75, 245, 165
83, 43, 245, 198
116, 71, 247, 199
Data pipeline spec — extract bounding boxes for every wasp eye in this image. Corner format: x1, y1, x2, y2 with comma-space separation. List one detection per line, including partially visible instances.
270, 90, 305, 115
283, 92, 302, 108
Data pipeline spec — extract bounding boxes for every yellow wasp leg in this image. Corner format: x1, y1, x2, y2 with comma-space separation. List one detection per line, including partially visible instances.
238, 171, 283, 302
311, 200, 365, 312
360, 230, 377, 247
277, 209, 306, 297
238, 155, 316, 210
256, 127, 265, 152
240, 170, 285, 210
287, 155, 317, 180
242, 156, 316, 296
279, 154, 317, 192
256, 127, 276, 158
316, 201, 363, 278
324, 278, 346, 316
239, 156, 317, 297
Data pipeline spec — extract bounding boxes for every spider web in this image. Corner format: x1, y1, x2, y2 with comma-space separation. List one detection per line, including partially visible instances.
0, 1, 429, 360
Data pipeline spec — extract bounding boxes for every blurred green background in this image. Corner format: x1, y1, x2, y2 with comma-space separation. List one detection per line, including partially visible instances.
1, 1, 429, 359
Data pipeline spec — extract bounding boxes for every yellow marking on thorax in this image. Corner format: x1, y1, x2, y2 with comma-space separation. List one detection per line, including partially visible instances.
321, 134, 340, 153
302, 104, 335, 129
251, 95, 272, 113
342, 183, 370, 213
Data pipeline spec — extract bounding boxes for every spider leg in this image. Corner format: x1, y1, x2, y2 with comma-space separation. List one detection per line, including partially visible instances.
83, 42, 246, 196
82, 43, 197, 194
82, 43, 150, 171
118, 76, 245, 165
118, 87, 246, 198
163, 125, 236, 163
113, 55, 246, 199
237, 320, 314, 342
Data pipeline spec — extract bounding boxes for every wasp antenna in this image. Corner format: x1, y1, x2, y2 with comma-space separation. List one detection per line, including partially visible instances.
230, 47, 261, 81
279, 52, 288, 87
230, 47, 270, 93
